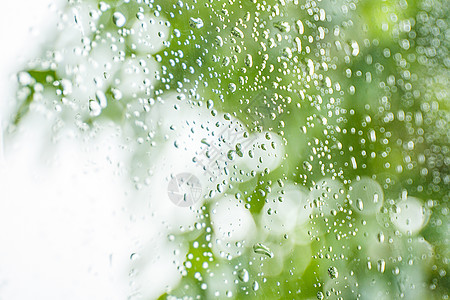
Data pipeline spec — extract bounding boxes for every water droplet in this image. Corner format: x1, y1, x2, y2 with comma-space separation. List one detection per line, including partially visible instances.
351, 156, 357, 169
17, 72, 33, 85
303, 161, 313, 171
393, 266, 400, 275
377, 259, 386, 273
215, 36, 223, 47
238, 268, 249, 282
282, 47, 293, 58
351, 40, 360, 56
206, 99, 214, 109
327, 266, 338, 279
228, 83, 237, 93
377, 232, 385, 243
317, 291, 324, 300
111, 88, 122, 100
130, 253, 140, 261
307, 59, 315, 76
356, 198, 364, 211
253, 242, 274, 258
113, 12, 126, 27
244, 54, 253, 67
227, 150, 235, 160
274, 21, 290, 32
222, 56, 230, 66
252, 281, 259, 291
201, 138, 210, 146
296, 20, 304, 34
89, 99, 101, 117
231, 27, 244, 38
369, 129, 376, 142
294, 37, 302, 52
95, 90, 107, 108
189, 17, 204, 29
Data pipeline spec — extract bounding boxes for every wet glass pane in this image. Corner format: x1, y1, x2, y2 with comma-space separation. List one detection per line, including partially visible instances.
1, 0, 448, 299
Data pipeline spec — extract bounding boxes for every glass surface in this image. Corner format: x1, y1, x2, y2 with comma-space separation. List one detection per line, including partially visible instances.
0, 0, 448, 299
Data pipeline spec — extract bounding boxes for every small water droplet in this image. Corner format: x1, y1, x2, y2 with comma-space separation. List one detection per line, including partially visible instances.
130, 253, 140, 261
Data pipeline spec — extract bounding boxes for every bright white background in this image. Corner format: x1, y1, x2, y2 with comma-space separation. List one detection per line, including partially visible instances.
0, 1, 132, 299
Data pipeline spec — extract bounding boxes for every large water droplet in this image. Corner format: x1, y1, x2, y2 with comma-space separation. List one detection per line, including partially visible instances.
238, 268, 249, 282
95, 90, 107, 108
303, 161, 313, 171
377, 259, 386, 273
189, 17, 204, 29
356, 198, 364, 211
296, 20, 304, 34
377, 231, 385, 243
215, 36, 223, 47
253, 242, 274, 258
327, 266, 338, 279
113, 12, 126, 27
228, 83, 237, 93
294, 37, 302, 52
317, 291, 324, 300
274, 21, 290, 32
89, 99, 102, 117
244, 54, 253, 68
231, 27, 244, 38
